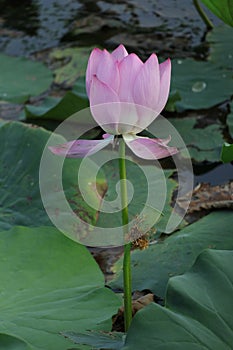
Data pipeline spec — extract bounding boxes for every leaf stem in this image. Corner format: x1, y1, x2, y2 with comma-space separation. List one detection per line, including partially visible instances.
193, 0, 214, 29
119, 138, 132, 332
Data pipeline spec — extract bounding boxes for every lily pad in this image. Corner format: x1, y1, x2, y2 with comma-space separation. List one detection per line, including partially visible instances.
23, 92, 88, 121
170, 58, 233, 111
0, 54, 53, 104
110, 210, 233, 298
0, 122, 104, 230
0, 226, 120, 350
200, 0, 233, 27
123, 249, 233, 350
50, 47, 93, 87
168, 117, 223, 162
207, 25, 233, 70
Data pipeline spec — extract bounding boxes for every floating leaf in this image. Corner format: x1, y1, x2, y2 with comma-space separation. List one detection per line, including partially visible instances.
207, 24, 233, 70
0, 122, 104, 230
24, 92, 88, 121
0, 226, 120, 350
221, 142, 233, 163
0, 54, 53, 104
110, 211, 233, 298
123, 249, 233, 350
50, 47, 93, 87
171, 58, 233, 111
168, 117, 223, 162
200, 0, 233, 27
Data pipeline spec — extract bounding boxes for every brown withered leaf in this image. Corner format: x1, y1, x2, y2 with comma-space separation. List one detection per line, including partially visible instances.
178, 182, 233, 213
112, 293, 154, 332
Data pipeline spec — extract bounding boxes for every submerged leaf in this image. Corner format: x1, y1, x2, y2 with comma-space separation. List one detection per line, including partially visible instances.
50, 47, 93, 87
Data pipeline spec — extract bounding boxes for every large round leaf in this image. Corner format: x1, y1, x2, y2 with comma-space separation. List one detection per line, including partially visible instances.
171, 58, 233, 111
0, 122, 104, 231
207, 25, 233, 70
0, 226, 120, 350
167, 117, 224, 162
123, 249, 233, 349
110, 211, 233, 298
0, 54, 53, 104
23, 92, 89, 121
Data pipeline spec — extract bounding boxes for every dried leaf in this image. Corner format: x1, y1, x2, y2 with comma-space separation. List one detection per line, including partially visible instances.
178, 182, 233, 213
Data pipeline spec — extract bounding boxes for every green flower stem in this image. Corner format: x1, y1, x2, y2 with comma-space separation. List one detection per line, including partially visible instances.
119, 138, 132, 332
193, 0, 214, 29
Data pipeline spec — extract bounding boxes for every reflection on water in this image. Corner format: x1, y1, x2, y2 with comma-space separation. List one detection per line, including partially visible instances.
0, 0, 81, 56
0, 0, 219, 57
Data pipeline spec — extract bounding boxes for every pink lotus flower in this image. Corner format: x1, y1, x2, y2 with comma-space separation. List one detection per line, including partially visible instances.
49, 45, 178, 159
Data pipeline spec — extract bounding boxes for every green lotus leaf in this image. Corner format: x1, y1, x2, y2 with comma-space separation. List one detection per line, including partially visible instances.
23, 92, 89, 122
0, 122, 104, 230
0, 226, 120, 350
0, 54, 53, 104
207, 25, 233, 70
170, 58, 233, 111
200, 0, 233, 27
0, 334, 28, 350
110, 211, 233, 298
123, 249, 233, 349
168, 117, 223, 162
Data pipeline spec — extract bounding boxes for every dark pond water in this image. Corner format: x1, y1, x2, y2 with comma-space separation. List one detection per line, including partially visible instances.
0, 0, 220, 58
